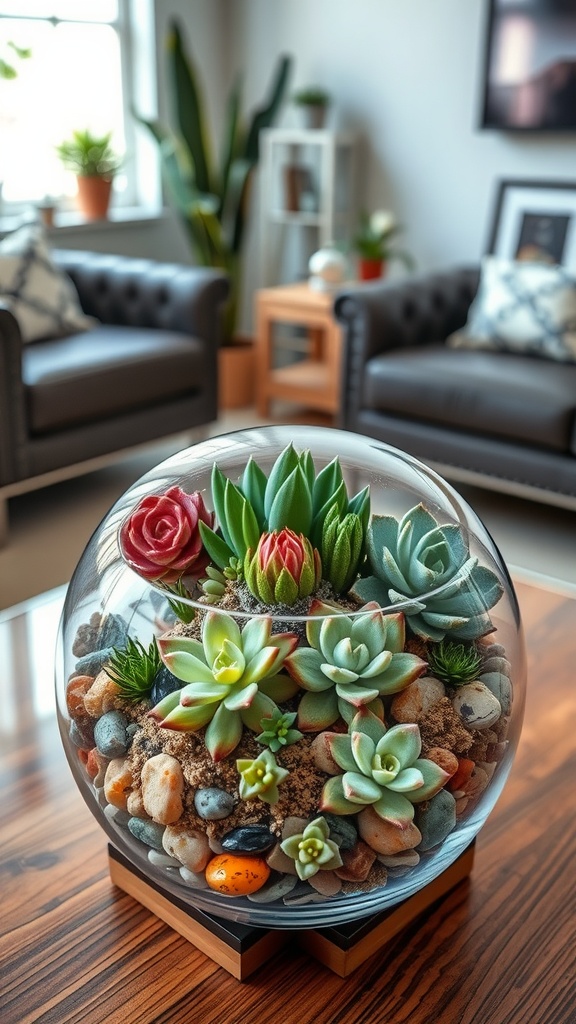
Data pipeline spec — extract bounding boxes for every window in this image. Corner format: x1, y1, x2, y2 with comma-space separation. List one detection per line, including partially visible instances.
0, 0, 158, 216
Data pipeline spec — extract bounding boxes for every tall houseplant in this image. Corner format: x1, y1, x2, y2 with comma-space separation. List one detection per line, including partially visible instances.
140, 20, 292, 341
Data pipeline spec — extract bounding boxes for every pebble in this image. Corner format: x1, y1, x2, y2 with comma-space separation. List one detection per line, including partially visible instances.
162, 825, 211, 872
179, 866, 210, 889
194, 787, 235, 821
205, 854, 270, 895
150, 666, 182, 706
426, 746, 459, 779
69, 718, 94, 750
247, 875, 298, 903
86, 747, 109, 787
463, 765, 490, 801
481, 656, 511, 675
103, 757, 133, 810
94, 710, 130, 758
391, 677, 446, 723
479, 671, 512, 715
311, 733, 341, 774
98, 614, 128, 650
335, 840, 376, 882
282, 882, 327, 905
75, 647, 115, 677
378, 849, 421, 868
416, 790, 457, 851
128, 817, 166, 850
148, 849, 181, 868
309, 870, 342, 896
141, 753, 184, 825
322, 813, 358, 851
126, 788, 147, 818
267, 842, 298, 875
104, 803, 131, 827
358, 805, 422, 855
65, 675, 93, 717
84, 670, 121, 717
452, 683, 501, 730
447, 757, 475, 793
220, 826, 275, 854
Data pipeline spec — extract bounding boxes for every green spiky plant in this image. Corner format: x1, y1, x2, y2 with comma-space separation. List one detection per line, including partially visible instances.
106, 637, 161, 701
137, 20, 292, 341
428, 639, 483, 686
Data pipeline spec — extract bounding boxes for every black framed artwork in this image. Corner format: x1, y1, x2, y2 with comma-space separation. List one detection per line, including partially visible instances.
480, 0, 576, 131
487, 180, 576, 267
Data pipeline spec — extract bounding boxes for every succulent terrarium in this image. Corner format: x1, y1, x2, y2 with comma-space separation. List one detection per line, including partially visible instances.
56, 426, 525, 927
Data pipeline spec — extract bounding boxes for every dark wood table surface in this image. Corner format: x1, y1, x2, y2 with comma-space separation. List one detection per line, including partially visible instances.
1, 576, 575, 1024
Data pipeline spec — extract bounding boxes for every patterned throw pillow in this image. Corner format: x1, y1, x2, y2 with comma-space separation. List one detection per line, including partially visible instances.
0, 222, 96, 342
448, 255, 576, 362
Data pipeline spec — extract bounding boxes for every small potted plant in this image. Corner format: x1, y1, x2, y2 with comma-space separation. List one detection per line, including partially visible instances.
292, 86, 331, 129
352, 209, 414, 281
56, 129, 122, 220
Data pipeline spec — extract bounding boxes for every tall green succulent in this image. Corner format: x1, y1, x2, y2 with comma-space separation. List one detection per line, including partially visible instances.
151, 611, 298, 760
199, 444, 370, 596
352, 503, 503, 641
319, 708, 450, 826
285, 600, 427, 730
138, 20, 292, 339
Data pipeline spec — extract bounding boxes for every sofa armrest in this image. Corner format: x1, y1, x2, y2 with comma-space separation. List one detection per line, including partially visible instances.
0, 304, 27, 486
334, 267, 479, 428
52, 250, 229, 344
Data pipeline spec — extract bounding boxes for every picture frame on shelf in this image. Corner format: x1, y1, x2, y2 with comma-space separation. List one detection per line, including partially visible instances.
487, 179, 576, 268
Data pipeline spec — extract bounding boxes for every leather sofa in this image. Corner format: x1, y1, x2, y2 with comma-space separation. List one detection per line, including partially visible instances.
335, 267, 576, 510
0, 250, 228, 543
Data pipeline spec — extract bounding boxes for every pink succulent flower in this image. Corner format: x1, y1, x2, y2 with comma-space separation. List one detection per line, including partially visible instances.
245, 527, 321, 605
120, 486, 213, 583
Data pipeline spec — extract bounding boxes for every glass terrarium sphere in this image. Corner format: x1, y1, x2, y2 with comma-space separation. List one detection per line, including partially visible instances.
56, 426, 526, 927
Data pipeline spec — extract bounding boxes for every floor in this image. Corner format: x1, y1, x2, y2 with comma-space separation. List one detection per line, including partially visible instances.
1, 405, 575, 611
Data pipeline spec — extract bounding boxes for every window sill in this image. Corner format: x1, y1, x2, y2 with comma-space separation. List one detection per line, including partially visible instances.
0, 206, 167, 237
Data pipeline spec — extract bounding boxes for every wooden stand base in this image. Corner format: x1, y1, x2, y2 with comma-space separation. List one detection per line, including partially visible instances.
109, 842, 475, 981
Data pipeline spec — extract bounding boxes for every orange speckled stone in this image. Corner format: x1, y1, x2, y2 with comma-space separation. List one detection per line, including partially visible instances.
205, 854, 270, 896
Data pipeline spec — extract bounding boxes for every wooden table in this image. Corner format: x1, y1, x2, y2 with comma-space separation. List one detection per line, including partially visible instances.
2, 575, 575, 1023
254, 283, 343, 418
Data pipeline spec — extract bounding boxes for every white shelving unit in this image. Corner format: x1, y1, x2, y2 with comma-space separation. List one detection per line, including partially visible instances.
259, 127, 356, 287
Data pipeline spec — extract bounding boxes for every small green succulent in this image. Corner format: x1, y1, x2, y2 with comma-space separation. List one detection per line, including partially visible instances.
285, 600, 427, 731
159, 578, 196, 624
320, 501, 367, 594
428, 639, 483, 686
280, 816, 343, 880
244, 528, 321, 606
256, 709, 303, 752
198, 445, 370, 590
151, 611, 299, 760
236, 748, 289, 804
106, 636, 160, 701
320, 707, 450, 826
352, 503, 503, 641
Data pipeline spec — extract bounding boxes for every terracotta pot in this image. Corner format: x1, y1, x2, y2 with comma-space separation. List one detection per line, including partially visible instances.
218, 336, 255, 410
76, 175, 113, 220
358, 257, 386, 281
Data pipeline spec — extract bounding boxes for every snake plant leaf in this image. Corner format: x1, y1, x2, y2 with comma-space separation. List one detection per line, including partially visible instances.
167, 19, 212, 195
243, 54, 292, 164
219, 75, 242, 218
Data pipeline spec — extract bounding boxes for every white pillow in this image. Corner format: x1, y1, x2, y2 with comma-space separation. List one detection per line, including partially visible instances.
448, 255, 576, 362
0, 222, 96, 342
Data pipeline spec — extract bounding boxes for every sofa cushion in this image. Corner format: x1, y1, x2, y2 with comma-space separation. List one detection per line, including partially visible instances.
0, 222, 96, 342
363, 346, 576, 452
23, 325, 205, 434
447, 256, 576, 362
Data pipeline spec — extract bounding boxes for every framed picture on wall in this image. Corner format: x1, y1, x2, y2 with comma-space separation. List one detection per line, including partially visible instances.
480, 0, 576, 131
487, 179, 576, 268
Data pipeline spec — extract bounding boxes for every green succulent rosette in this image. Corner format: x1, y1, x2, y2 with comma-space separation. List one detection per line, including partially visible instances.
280, 816, 343, 880
236, 748, 289, 804
352, 503, 503, 641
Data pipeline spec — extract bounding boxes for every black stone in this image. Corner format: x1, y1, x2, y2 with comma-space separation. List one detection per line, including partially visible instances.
150, 666, 182, 705
221, 826, 275, 854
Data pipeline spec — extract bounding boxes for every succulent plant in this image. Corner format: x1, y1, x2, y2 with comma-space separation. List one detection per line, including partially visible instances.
320, 502, 366, 594
319, 707, 451, 826
244, 528, 321, 606
285, 600, 427, 730
428, 639, 483, 686
236, 748, 290, 804
351, 503, 503, 641
256, 709, 303, 752
198, 444, 370, 584
159, 577, 196, 624
280, 816, 343, 880
106, 636, 161, 701
120, 486, 213, 583
150, 611, 299, 760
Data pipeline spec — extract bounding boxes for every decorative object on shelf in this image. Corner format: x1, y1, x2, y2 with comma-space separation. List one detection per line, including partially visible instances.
56, 425, 525, 932
137, 19, 292, 343
56, 129, 122, 220
308, 243, 348, 291
353, 209, 414, 281
292, 87, 331, 129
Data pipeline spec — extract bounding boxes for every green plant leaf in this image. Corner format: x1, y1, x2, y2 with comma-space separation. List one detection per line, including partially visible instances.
243, 54, 292, 164
241, 456, 267, 528
263, 444, 300, 520
167, 20, 212, 194
205, 702, 243, 761
319, 774, 361, 816
198, 522, 234, 571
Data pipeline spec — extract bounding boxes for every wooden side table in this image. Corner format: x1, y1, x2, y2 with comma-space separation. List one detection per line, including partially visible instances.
254, 282, 343, 418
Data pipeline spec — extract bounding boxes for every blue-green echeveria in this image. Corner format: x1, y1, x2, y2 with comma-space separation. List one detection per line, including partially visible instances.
284, 600, 427, 731
280, 816, 343, 880
351, 503, 503, 641
150, 611, 298, 760
319, 707, 451, 826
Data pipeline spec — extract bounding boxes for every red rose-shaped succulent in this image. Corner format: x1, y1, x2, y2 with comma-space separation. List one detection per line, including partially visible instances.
120, 486, 214, 583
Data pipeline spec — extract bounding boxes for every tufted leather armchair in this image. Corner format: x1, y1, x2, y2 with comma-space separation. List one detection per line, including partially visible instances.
335, 267, 576, 509
0, 249, 228, 544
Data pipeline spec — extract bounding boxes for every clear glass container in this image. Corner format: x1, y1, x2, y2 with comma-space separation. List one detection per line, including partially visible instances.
55, 426, 526, 927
